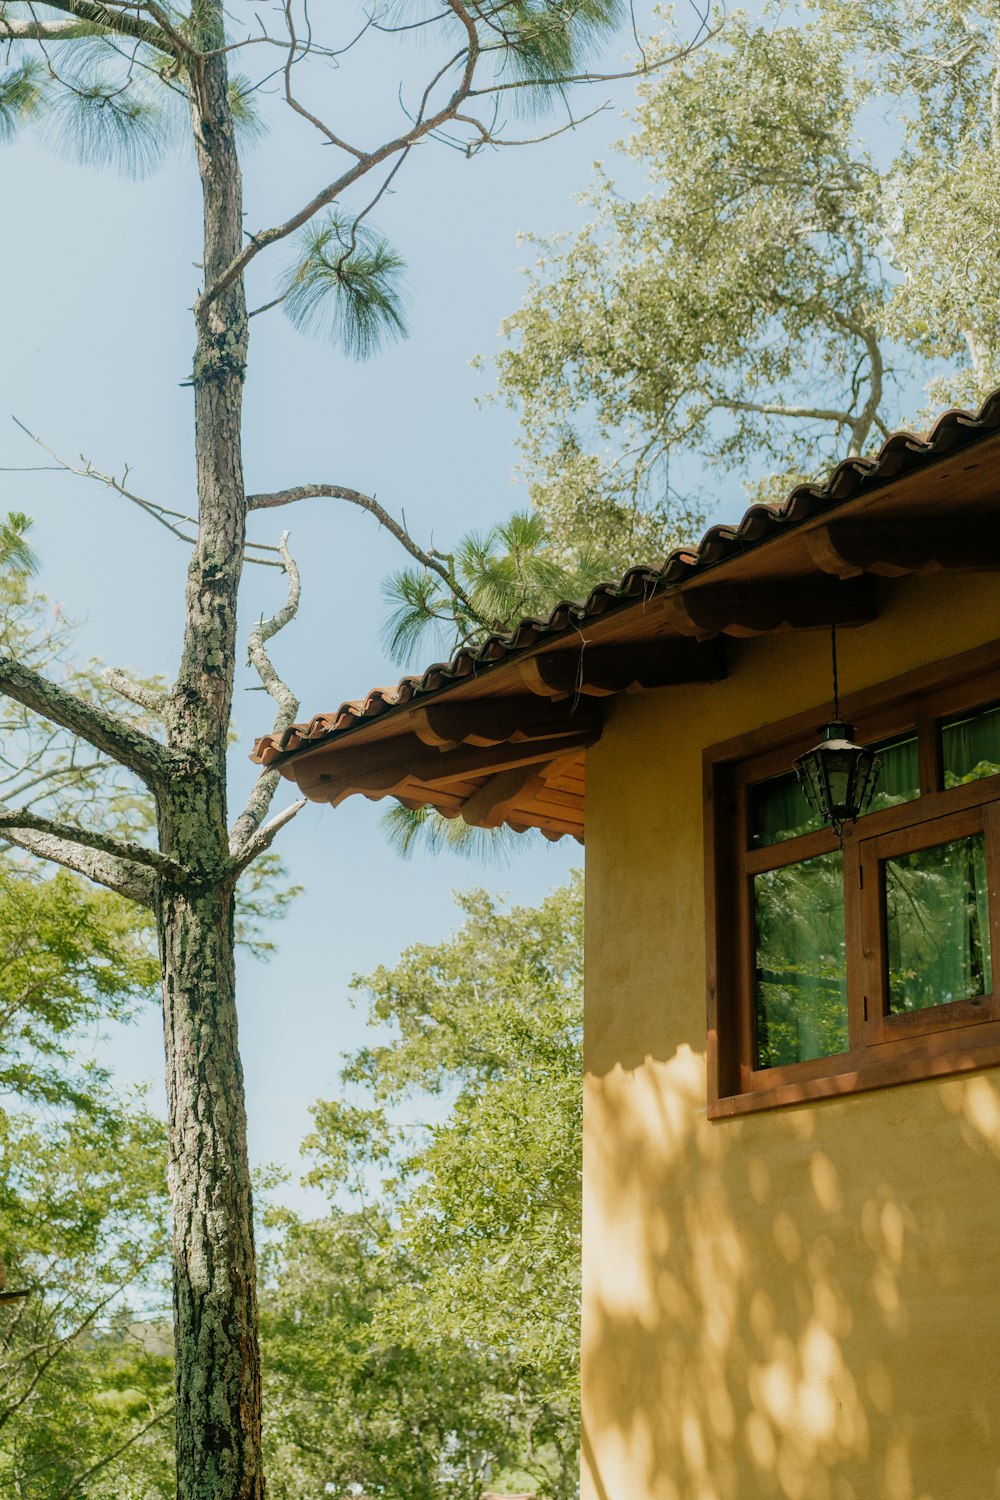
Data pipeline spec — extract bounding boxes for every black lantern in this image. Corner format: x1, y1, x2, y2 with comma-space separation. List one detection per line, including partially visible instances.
795, 720, 879, 837
794, 595, 879, 839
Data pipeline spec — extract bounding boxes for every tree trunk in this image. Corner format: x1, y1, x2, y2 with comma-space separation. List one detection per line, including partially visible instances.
158, 875, 262, 1500
156, 8, 263, 1494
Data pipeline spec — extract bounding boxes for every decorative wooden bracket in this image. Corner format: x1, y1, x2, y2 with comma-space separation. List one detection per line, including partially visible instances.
806, 520, 1000, 579
661, 576, 878, 638
517, 639, 727, 699
411, 696, 600, 749
459, 763, 552, 827
291, 728, 600, 806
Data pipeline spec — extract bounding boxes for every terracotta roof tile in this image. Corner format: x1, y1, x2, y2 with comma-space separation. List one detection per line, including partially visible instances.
251, 389, 1000, 766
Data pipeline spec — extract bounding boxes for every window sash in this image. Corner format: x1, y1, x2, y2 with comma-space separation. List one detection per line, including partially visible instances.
706, 643, 1000, 1116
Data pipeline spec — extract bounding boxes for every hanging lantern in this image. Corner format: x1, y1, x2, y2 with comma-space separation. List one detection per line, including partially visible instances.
795, 720, 879, 836
794, 587, 880, 838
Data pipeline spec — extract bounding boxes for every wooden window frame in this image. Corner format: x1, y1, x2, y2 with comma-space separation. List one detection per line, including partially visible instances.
705, 640, 1000, 1118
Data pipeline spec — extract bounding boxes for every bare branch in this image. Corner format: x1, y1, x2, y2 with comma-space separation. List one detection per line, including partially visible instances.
0, 655, 173, 789
233, 799, 306, 872
10, 418, 282, 567
8, 0, 174, 52
0, 824, 155, 905
716, 397, 859, 425
280, 0, 367, 159
0, 808, 184, 881
246, 483, 479, 615
229, 534, 301, 851
0, 15, 93, 37
445, 99, 611, 153
199, 2, 711, 312
103, 668, 168, 715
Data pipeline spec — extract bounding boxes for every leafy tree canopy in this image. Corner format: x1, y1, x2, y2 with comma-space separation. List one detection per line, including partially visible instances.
262, 877, 584, 1500
489, 0, 1000, 565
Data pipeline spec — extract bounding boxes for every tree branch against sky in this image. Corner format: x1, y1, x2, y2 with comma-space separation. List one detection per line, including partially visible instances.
490, 1, 1000, 565
0, 0, 709, 1493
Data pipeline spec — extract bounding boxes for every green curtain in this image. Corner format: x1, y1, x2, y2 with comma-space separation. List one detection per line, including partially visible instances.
943, 704, 1000, 787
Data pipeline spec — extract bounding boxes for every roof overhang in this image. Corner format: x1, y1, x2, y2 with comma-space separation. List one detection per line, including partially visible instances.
252, 395, 1000, 842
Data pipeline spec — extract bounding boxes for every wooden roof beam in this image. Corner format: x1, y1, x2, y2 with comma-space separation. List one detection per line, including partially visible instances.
290, 728, 600, 805
459, 764, 551, 828
517, 639, 727, 699
411, 696, 599, 749
806, 519, 1000, 579
663, 576, 878, 639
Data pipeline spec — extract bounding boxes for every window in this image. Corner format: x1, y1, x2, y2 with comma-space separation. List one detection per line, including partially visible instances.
706, 643, 1000, 1116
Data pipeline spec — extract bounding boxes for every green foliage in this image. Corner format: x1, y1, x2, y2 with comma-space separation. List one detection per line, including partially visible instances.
228, 74, 268, 143
383, 509, 610, 664
0, 856, 172, 1497
281, 211, 409, 360
39, 39, 178, 178
496, 0, 624, 105
263, 879, 584, 1499
0, 511, 37, 577
0, 1102, 173, 1499
234, 850, 303, 959
0, 60, 45, 142
492, 2, 1000, 559
0, 576, 298, 947
0, 574, 160, 835
379, 801, 522, 864
262, 1207, 505, 1500
0, 859, 158, 1115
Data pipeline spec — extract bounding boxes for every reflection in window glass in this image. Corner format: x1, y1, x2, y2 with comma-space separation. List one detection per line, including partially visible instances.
886, 834, 993, 1012
868, 734, 920, 812
751, 774, 822, 847
754, 852, 847, 1068
943, 704, 1000, 787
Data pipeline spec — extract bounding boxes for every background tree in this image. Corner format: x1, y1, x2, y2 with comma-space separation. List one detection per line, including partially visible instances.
0, 859, 174, 1498
491, 1, 1000, 564
0, 0, 702, 1493
262, 877, 584, 1500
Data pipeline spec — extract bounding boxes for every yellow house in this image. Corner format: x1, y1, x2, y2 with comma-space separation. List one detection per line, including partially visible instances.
253, 392, 1000, 1500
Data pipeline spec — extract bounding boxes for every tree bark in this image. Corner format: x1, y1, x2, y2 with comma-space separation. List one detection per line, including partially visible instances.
156, 9, 264, 1495
158, 877, 261, 1500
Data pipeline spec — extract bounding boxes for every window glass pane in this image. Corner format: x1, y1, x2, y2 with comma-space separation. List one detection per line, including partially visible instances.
754, 852, 847, 1068
868, 734, 920, 812
943, 703, 1000, 787
751, 774, 822, 848
885, 833, 993, 1013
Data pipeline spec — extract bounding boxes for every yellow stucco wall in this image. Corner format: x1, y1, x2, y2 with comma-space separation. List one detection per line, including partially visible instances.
582, 571, 1000, 1500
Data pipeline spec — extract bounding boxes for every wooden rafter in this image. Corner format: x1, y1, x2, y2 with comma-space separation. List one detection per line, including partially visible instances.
290, 728, 601, 806
516, 639, 727, 699
411, 696, 600, 748
662, 576, 878, 638
459, 764, 551, 827
806, 520, 1000, 579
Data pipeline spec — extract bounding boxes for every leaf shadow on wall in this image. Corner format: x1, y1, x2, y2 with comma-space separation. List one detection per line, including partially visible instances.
581, 1045, 1000, 1500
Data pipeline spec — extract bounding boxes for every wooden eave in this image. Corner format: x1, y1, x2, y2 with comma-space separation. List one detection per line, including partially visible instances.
253, 405, 1000, 842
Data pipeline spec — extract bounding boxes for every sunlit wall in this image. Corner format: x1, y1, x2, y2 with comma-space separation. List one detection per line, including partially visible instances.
583, 569, 1000, 1500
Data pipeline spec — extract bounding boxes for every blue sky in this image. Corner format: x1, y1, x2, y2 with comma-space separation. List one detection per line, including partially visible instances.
0, 3, 752, 1200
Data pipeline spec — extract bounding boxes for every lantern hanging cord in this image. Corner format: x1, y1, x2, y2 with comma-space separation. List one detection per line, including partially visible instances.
831, 582, 840, 721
